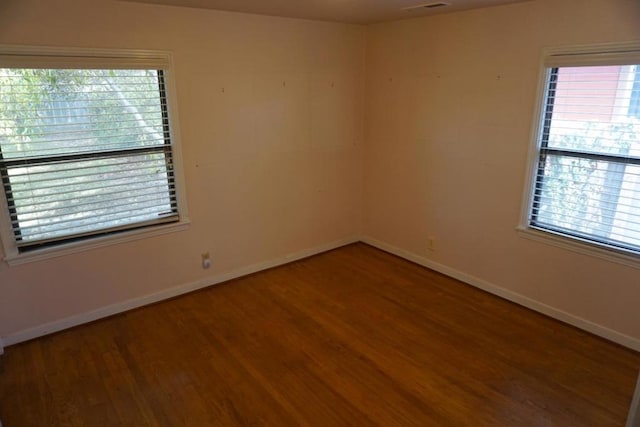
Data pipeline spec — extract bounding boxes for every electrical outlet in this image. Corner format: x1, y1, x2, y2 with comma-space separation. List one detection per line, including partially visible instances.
201, 252, 211, 269
428, 237, 436, 252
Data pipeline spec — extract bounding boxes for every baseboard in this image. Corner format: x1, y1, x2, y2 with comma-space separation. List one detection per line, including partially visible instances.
2, 236, 359, 347
361, 236, 640, 352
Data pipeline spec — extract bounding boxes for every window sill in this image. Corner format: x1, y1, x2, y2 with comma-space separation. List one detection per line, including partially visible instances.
516, 225, 640, 270
3, 219, 190, 266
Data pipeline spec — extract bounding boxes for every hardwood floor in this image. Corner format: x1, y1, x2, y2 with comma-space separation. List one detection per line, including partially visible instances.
1, 243, 639, 426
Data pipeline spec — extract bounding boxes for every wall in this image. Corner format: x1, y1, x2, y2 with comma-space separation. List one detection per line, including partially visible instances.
363, 0, 640, 347
0, 0, 365, 343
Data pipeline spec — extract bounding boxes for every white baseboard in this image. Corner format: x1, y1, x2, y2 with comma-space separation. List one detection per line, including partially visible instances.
361, 236, 640, 352
2, 236, 359, 347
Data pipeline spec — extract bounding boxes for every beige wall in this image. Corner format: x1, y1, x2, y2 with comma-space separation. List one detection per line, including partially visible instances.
2, 0, 640, 348
0, 0, 365, 341
364, 0, 640, 343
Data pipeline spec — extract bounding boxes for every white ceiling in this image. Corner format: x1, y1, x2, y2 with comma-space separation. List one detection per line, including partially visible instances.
120, 0, 533, 25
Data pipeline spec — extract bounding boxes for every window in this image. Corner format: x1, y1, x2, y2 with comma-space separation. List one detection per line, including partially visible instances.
0, 47, 187, 261
523, 44, 640, 259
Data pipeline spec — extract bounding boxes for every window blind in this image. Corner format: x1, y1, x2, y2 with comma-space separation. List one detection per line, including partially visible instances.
0, 68, 178, 251
530, 63, 640, 254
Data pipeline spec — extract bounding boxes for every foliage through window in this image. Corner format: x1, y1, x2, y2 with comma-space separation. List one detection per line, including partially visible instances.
0, 65, 179, 252
528, 60, 640, 255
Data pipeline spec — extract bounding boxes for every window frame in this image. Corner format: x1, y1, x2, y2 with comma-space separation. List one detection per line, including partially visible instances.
0, 45, 189, 266
518, 41, 640, 269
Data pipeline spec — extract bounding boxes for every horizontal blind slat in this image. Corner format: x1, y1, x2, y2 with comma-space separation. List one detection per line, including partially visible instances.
6, 170, 172, 193
1, 132, 167, 148
14, 198, 175, 231
1, 124, 167, 140
11, 188, 177, 217
0, 101, 167, 117
532, 198, 640, 224
6, 165, 172, 186
1, 117, 165, 133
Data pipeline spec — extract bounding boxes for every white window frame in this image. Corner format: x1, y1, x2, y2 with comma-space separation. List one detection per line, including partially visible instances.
518, 41, 640, 269
0, 45, 189, 266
